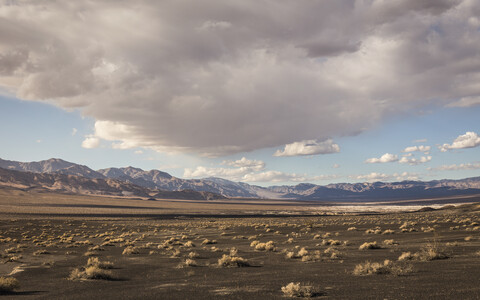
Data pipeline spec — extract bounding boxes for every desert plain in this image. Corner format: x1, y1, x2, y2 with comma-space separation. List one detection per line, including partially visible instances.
0, 187, 479, 299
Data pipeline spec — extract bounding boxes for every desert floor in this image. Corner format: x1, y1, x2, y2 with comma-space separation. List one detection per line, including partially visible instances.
0, 188, 479, 299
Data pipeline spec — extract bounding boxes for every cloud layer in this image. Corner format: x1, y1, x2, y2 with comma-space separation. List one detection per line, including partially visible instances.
273, 139, 340, 157
365, 153, 398, 164
183, 157, 337, 183
439, 132, 480, 152
1, 0, 480, 156
352, 172, 419, 182
428, 162, 480, 171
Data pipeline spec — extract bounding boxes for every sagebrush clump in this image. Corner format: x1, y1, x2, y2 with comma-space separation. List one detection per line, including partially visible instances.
353, 260, 413, 276
281, 282, 320, 298
69, 257, 115, 280
0, 277, 19, 293
359, 241, 381, 250
217, 254, 250, 267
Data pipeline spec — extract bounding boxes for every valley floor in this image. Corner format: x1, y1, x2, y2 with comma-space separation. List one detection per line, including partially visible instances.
0, 188, 479, 299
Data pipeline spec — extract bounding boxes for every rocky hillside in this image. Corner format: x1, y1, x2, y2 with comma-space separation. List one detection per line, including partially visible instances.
97, 167, 260, 198
0, 167, 225, 200
0, 158, 105, 179
1, 157, 480, 201
269, 178, 480, 201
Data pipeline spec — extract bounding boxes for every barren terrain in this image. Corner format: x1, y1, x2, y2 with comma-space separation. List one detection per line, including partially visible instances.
0, 187, 479, 299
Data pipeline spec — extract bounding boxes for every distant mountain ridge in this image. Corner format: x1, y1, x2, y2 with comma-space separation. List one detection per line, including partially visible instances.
1, 157, 480, 201
0, 158, 105, 179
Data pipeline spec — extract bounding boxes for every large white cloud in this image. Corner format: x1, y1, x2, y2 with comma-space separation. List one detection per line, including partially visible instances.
399, 155, 432, 165
1, 0, 480, 156
273, 139, 340, 157
403, 145, 431, 153
439, 132, 480, 152
81, 135, 100, 149
365, 153, 398, 164
222, 157, 265, 170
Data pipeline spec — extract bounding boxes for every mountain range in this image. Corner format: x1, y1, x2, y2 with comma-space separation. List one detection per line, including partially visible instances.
1, 157, 480, 201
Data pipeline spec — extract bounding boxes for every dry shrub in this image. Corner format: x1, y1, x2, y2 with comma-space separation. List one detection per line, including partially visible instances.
87, 257, 114, 269
321, 239, 341, 246
179, 258, 198, 267
281, 282, 320, 298
421, 226, 435, 233
359, 241, 381, 250
286, 251, 298, 259
413, 243, 449, 261
254, 241, 276, 251
184, 241, 196, 247
33, 250, 50, 255
229, 248, 238, 256
201, 239, 217, 245
70, 266, 114, 280
347, 227, 357, 231
122, 246, 139, 255
297, 247, 308, 257
398, 252, 414, 261
301, 251, 322, 262
217, 254, 250, 267
5, 247, 19, 254
353, 260, 413, 276
250, 240, 260, 247
188, 251, 199, 259
88, 245, 105, 251
0, 277, 19, 293
324, 247, 340, 259
383, 239, 397, 245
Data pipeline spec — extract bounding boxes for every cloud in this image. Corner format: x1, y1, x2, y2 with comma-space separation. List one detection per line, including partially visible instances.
198, 20, 232, 31
353, 171, 419, 182
183, 166, 322, 183
399, 156, 432, 165
183, 157, 337, 183
439, 132, 480, 152
71, 128, 77, 136
332, 163, 340, 168
403, 145, 431, 153
428, 162, 480, 171
222, 157, 265, 170
365, 153, 398, 164
184, 157, 266, 181
242, 171, 308, 183
447, 96, 480, 107
413, 139, 427, 143
81, 135, 100, 149
1, 1, 479, 156
242, 172, 339, 183
134, 150, 143, 154
353, 172, 390, 182
274, 139, 340, 157
184, 166, 247, 180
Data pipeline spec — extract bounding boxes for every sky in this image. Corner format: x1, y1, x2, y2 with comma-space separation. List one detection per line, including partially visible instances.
0, 0, 479, 186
